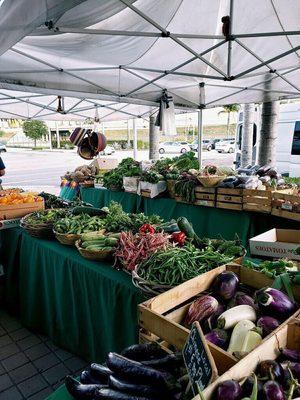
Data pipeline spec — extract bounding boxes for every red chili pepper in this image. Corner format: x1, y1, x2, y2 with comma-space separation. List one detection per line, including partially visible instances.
139, 223, 155, 234
171, 231, 186, 246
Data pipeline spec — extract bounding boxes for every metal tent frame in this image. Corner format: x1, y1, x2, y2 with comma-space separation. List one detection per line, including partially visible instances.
0, 0, 300, 164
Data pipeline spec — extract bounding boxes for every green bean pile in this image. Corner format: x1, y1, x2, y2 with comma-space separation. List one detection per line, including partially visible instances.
138, 243, 234, 286
54, 214, 105, 234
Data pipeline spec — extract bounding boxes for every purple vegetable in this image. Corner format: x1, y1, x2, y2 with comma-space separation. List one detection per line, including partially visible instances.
215, 380, 242, 400
255, 288, 297, 320
291, 363, 300, 381
202, 303, 226, 332
257, 360, 284, 382
230, 292, 257, 309
205, 329, 228, 349
257, 316, 280, 337
184, 295, 218, 326
263, 380, 285, 400
242, 375, 264, 398
281, 348, 300, 362
212, 271, 239, 301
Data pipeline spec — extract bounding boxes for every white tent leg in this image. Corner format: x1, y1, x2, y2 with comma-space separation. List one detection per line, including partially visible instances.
56, 122, 60, 149
133, 119, 138, 160
48, 127, 53, 150
197, 109, 203, 168
127, 120, 131, 148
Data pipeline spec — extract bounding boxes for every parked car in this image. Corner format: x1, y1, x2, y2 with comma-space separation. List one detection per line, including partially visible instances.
100, 145, 115, 155
190, 139, 214, 151
0, 143, 7, 153
215, 139, 236, 153
212, 138, 221, 149
158, 141, 191, 154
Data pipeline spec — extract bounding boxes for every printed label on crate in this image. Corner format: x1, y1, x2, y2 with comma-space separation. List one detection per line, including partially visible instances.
282, 202, 293, 211
183, 322, 217, 395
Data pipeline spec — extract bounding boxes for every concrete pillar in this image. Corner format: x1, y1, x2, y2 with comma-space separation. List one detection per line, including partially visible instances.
149, 115, 159, 160
241, 103, 254, 167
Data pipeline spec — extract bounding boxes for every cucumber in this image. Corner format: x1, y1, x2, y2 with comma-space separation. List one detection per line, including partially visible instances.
108, 233, 121, 239
82, 239, 106, 248
105, 237, 119, 246
72, 206, 106, 217
177, 217, 195, 238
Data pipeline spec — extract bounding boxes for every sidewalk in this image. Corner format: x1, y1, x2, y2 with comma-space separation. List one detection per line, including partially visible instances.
0, 310, 87, 400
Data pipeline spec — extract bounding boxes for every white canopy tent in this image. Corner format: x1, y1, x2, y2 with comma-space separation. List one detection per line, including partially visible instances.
0, 0, 300, 163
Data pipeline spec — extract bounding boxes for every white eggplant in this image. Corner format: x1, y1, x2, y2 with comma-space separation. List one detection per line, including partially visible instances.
217, 305, 257, 330
227, 320, 255, 354
241, 329, 262, 353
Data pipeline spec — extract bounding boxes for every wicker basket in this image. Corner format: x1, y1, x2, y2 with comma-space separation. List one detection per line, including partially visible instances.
197, 175, 224, 187
75, 240, 113, 261
132, 270, 175, 297
20, 209, 67, 239
166, 180, 176, 199
54, 231, 81, 246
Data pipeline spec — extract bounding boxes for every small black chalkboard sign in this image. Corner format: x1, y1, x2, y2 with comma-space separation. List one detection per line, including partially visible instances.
183, 321, 218, 395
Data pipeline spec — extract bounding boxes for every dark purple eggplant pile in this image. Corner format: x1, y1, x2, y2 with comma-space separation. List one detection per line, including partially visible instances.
65, 342, 187, 399
184, 271, 298, 357
214, 351, 300, 400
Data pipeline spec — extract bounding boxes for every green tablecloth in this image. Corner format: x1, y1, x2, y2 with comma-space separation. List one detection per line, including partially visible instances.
81, 188, 299, 246
2, 229, 144, 364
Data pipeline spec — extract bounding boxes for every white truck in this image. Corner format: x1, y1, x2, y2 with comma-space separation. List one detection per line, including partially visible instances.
235, 103, 300, 177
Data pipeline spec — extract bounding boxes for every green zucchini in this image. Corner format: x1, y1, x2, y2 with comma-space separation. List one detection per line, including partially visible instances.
105, 237, 119, 246
177, 217, 195, 238
72, 206, 106, 217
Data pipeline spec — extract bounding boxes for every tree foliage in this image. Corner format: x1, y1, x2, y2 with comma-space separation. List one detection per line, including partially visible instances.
23, 120, 48, 146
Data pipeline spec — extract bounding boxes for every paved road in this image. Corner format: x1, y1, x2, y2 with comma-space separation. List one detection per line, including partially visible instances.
1, 148, 234, 194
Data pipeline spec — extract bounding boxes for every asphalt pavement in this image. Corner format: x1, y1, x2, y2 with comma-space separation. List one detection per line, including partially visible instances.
0, 148, 234, 194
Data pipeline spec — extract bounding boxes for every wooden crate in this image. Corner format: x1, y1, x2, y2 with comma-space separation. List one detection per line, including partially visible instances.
139, 263, 300, 377
272, 192, 300, 222
140, 189, 151, 198
243, 188, 292, 213
0, 201, 44, 220
174, 195, 192, 204
200, 320, 300, 399
194, 187, 215, 207
216, 188, 243, 211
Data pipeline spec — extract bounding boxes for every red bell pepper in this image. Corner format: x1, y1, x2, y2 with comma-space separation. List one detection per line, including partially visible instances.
171, 231, 186, 246
139, 223, 155, 234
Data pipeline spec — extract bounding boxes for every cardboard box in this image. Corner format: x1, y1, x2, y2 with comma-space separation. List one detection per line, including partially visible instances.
0, 218, 20, 230
250, 228, 300, 260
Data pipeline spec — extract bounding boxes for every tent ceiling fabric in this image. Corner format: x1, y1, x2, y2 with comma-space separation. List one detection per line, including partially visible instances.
0, 0, 300, 120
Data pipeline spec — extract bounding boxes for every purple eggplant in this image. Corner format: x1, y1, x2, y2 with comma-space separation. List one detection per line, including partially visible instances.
291, 363, 300, 381
184, 295, 218, 326
255, 288, 297, 320
205, 329, 228, 349
257, 360, 284, 382
212, 271, 239, 301
263, 380, 285, 400
215, 380, 242, 400
242, 375, 263, 398
230, 292, 257, 309
202, 303, 226, 332
65, 375, 106, 399
257, 316, 280, 337
281, 348, 300, 362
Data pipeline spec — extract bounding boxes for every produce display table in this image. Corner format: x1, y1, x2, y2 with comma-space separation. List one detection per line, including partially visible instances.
2, 228, 144, 363
81, 188, 299, 246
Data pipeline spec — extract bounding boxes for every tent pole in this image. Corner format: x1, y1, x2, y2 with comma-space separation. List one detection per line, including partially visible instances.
197, 109, 203, 168
55, 122, 60, 149
227, 0, 234, 77
149, 115, 159, 160
127, 120, 131, 148
133, 119, 138, 160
